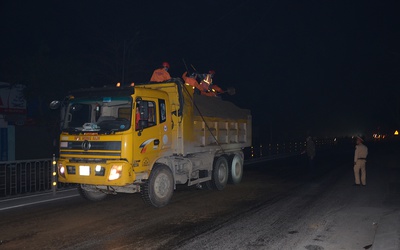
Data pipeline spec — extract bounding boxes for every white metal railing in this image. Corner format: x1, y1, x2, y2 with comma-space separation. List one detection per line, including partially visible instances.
0, 156, 74, 198
0, 158, 52, 197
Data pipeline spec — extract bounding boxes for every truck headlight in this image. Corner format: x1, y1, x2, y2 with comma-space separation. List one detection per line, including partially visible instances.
58, 163, 66, 178
108, 165, 123, 181
95, 165, 105, 176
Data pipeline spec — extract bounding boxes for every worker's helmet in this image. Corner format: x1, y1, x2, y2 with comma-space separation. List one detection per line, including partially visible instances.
162, 62, 170, 69
209, 70, 215, 75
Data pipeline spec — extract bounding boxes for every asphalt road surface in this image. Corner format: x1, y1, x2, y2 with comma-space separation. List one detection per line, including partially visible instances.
0, 141, 399, 250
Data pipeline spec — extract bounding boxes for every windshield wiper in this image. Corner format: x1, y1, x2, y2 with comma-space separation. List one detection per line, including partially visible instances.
97, 128, 115, 135
62, 127, 83, 135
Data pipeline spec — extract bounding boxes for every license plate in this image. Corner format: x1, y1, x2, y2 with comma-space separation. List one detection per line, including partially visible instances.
79, 166, 90, 176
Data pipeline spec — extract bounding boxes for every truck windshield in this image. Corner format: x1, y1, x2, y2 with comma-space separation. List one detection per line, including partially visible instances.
62, 96, 132, 134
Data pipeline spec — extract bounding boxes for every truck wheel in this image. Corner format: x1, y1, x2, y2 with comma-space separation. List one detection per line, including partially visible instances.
228, 154, 243, 185
78, 185, 108, 202
141, 164, 174, 208
208, 156, 229, 191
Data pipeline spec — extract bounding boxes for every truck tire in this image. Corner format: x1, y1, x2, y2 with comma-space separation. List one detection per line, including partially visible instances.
207, 156, 229, 191
141, 164, 174, 208
204, 179, 214, 190
78, 185, 108, 202
228, 154, 243, 185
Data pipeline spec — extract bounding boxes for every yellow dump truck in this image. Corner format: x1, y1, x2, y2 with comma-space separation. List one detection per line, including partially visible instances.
51, 79, 251, 207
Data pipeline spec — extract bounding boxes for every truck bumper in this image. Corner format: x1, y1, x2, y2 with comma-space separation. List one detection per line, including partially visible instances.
57, 159, 135, 186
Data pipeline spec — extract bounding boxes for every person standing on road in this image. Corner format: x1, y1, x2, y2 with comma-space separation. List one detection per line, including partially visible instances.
304, 136, 316, 172
353, 135, 368, 186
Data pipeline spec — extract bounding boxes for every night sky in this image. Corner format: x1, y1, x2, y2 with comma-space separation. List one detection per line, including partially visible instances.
1, 1, 399, 142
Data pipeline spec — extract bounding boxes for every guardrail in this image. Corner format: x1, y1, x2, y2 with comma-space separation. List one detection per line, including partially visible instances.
0, 158, 53, 197
0, 156, 75, 198
0, 138, 348, 198
245, 138, 340, 159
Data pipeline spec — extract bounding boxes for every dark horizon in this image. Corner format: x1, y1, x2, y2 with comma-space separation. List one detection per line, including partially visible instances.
1, 1, 399, 140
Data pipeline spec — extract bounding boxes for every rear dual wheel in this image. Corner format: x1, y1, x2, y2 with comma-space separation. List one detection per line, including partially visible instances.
228, 154, 243, 185
205, 156, 229, 190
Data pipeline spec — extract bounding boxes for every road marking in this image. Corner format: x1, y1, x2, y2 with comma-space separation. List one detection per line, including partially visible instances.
0, 194, 80, 211
0, 189, 77, 203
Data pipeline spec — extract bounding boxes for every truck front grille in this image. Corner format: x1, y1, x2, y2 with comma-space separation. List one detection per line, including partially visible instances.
60, 141, 121, 157
61, 141, 121, 150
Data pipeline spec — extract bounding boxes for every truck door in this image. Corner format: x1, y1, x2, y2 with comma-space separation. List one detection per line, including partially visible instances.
134, 97, 172, 168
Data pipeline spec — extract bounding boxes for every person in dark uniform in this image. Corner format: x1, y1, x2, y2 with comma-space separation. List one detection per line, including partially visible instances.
302, 136, 316, 174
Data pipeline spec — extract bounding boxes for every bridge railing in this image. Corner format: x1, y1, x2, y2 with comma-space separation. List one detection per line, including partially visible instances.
245, 138, 341, 159
0, 158, 74, 198
0, 138, 350, 198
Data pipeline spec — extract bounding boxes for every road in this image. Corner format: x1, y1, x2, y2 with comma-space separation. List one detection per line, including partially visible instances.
0, 141, 399, 250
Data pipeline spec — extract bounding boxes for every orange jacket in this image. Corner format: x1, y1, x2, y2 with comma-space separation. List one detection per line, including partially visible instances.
199, 83, 223, 97
150, 68, 171, 82
182, 72, 202, 91
199, 80, 210, 92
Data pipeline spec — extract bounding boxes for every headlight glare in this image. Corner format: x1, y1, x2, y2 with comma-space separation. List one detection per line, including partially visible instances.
108, 165, 123, 181
58, 163, 66, 178
95, 165, 105, 176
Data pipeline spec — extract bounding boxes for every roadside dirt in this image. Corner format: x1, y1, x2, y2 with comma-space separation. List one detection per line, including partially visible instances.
0, 158, 306, 250
5, 144, 398, 250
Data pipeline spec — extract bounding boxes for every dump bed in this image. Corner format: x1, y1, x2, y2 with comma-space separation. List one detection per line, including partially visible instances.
138, 80, 251, 155
192, 94, 252, 151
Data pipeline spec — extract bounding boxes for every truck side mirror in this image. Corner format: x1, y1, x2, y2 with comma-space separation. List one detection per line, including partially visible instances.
137, 120, 148, 136
49, 100, 61, 109
138, 120, 148, 129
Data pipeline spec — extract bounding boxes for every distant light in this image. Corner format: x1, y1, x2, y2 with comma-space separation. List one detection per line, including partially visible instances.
116, 82, 121, 87
395, 130, 399, 136
130, 82, 135, 86
373, 133, 387, 140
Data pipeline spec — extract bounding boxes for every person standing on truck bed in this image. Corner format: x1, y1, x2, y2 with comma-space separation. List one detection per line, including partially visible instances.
182, 71, 202, 94
198, 70, 224, 97
150, 62, 171, 82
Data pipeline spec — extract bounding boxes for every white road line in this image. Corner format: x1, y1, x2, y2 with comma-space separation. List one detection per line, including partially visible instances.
0, 189, 77, 203
0, 194, 80, 211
